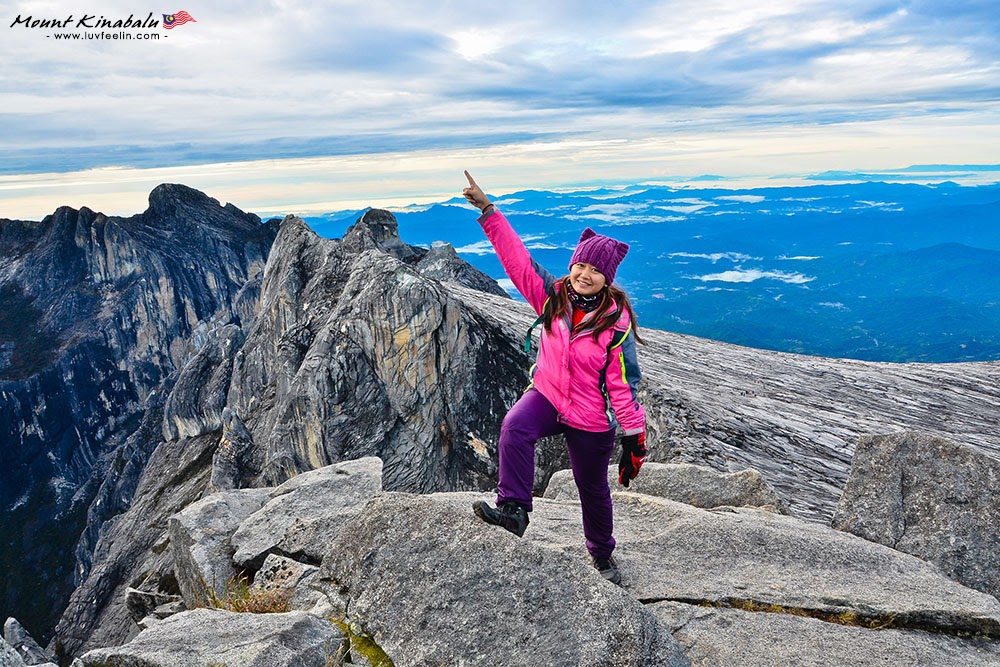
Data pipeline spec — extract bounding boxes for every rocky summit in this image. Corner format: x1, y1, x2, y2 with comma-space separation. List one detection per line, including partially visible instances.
1, 185, 999, 666
74, 454, 1000, 666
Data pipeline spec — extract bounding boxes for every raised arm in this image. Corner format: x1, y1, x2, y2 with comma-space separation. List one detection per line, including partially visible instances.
463, 171, 557, 313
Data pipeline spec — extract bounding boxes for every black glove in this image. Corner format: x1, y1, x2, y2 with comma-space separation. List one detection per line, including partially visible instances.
618, 431, 648, 487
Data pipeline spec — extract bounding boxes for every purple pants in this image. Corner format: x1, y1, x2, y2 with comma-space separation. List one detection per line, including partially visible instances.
496, 389, 617, 559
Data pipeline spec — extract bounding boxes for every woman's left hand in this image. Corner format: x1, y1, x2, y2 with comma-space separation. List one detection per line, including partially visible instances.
618, 431, 648, 487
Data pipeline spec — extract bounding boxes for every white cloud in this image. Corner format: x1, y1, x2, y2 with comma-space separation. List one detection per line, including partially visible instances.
693, 269, 815, 284
656, 201, 715, 214
669, 252, 758, 263
762, 44, 999, 104
454, 233, 559, 255
632, 1, 815, 55
578, 203, 643, 216
450, 28, 504, 60
716, 195, 765, 203
524, 241, 571, 250
453, 240, 495, 255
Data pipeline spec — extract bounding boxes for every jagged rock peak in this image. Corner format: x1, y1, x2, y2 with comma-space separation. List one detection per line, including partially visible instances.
146, 182, 222, 211
417, 241, 510, 298
143, 183, 267, 236
272, 214, 319, 245
3, 617, 53, 665
348, 208, 400, 243
343, 208, 424, 264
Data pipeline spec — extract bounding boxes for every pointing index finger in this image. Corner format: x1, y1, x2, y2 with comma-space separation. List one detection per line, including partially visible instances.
464, 170, 478, 189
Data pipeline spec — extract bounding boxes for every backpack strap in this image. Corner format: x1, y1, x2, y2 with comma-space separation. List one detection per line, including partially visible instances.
601, 322, 631, 375
524, 295, 553, 353
609, 321, 631, 351
524, 314, 544, 353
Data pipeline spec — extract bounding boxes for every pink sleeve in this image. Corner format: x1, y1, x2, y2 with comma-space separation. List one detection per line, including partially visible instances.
478, 208, 557, 315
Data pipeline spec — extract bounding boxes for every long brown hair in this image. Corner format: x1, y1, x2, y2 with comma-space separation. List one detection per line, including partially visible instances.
543, 277, 644, 344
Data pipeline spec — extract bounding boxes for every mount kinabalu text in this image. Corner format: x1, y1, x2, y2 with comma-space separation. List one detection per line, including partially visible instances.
0, 186, 997, 661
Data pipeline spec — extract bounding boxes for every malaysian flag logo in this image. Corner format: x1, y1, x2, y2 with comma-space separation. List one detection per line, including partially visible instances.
162, 11, 196, 29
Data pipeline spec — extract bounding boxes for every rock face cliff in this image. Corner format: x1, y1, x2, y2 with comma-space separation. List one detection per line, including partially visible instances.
39, 196, 522, 658
2, 186, 998, 664
220, 211, 521, 492
0, 185, 278, 642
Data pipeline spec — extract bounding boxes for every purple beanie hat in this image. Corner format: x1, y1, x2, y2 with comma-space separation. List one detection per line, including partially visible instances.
569, 228, 629, 284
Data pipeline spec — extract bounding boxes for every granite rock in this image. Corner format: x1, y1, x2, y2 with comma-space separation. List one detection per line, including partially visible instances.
79, 608, 342, 667
167, 488, 271, 607
650, 601, 1000, 667
833, 431, 1000, 599
322, 492, 689, 667
544, 462, 787, 513
230, 457, 383, 570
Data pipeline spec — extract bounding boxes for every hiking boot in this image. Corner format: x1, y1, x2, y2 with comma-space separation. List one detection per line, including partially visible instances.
592, 556, 622, 585
472, 500, 529, 537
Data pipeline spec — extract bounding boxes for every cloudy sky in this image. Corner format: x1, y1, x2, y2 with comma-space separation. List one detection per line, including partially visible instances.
2, 0, 999, 219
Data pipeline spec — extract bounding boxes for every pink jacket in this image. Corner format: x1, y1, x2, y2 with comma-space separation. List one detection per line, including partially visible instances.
479, 208, 646, 434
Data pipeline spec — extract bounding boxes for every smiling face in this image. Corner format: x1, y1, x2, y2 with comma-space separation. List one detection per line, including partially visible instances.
569, 261, 607, 296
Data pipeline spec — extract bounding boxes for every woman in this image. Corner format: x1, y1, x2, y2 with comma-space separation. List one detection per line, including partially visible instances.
462, 171, 647, 585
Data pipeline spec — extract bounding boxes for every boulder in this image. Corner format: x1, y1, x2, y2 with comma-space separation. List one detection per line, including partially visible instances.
124, 589, 184, 624
79, 608, 343, 667
523, 493, 1000, 638
63, 452, 1000, 665
0, 637, 26, 667
231, 457, 383, 569
650, 601, 1000, 667
833, 431, 1000, 599
2, 618, 50, 666
250, 554, 326, 612
167, 488, 271, 607
544, 462, 787, 513
136, 600, 188, 631
322, 492, 689, 667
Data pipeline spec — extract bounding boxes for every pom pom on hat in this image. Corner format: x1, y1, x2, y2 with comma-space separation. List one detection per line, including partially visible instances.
568, 228, 629, 284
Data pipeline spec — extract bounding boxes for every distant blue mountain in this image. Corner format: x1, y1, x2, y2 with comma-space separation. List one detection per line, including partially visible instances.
301, 181, 1000, 363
